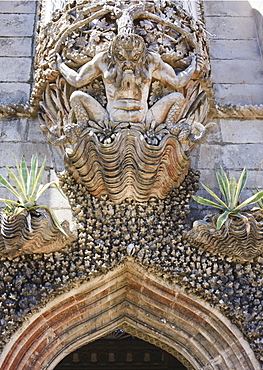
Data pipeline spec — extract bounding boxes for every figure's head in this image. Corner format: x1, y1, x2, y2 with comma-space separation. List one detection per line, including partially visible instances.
110, 34, 146, 72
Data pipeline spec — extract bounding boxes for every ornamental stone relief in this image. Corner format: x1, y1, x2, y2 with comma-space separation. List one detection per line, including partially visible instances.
35, 0, 215, 203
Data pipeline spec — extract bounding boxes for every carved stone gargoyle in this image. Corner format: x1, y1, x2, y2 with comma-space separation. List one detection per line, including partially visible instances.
36, 0, 215, 204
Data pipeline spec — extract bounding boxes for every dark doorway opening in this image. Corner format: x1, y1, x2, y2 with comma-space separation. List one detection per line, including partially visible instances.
55, 330, 187, 369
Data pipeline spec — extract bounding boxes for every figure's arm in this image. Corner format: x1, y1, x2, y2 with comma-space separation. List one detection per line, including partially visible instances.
54, 53, 103, 88
151, 52, 197, 89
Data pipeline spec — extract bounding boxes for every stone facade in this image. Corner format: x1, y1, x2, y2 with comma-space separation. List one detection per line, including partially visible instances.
0, 1, 263, 369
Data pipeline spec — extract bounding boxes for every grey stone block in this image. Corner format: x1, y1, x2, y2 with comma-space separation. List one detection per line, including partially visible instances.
210, 60, 263, 84
0, 14, 35, 37
198, 168, 219, 189
40, 187, 71, 210
221, 119, 263, 144
0, 118, 27, 141
213, 83, 263, 105
199, 144, 223, 169
229, 169, 263, 190
221, 144, 263, 169
0, 1, 36, 14
253, 8, 263, 56
49, 146, 65, 171
190, 147, 200, 169
27, 118, 49, 142
0, 37, 32, 56
0, 142, 54, 167
205, 120, 222, 144
0, 57, 32, 82
205, 16, 257, 40
52, 208, 73, 223
208, 39, 261, 60
203, 1, 253, 17
0, 82, 30, 104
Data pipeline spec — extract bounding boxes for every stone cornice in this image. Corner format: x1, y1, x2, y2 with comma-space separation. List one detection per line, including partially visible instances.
2, 101, 263, 120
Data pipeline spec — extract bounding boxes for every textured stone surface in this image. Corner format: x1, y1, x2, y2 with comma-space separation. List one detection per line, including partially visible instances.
205, 16, 257, 40
0, 57, 32, 82
0, 1, 36, 105
221, 120, 263, 143
0, 205, 262, 367
0, 83, 30, 104
210, 60, 263, 84
203, 1, 253, 17
0, 263, 260, 370
0, 1, 36, 13
204, 0, 263, 107
209, 39, 261, 60
213, 83, 263, 106
0, 14, 35, 37
0, 38, 32, 57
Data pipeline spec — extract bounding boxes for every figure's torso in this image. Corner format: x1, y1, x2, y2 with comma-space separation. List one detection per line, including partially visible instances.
103, 72, 151, 123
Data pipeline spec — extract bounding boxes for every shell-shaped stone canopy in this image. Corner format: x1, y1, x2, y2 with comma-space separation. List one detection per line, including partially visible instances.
187, 211, 263, 261
65, 129, 190, 203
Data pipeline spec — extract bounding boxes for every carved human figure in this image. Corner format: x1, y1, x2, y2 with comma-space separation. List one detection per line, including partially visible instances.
54, 33, 199, 128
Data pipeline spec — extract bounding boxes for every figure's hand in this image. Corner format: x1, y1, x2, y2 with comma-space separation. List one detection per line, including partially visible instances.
195, 54, 205, 76
192, 54, 205, 78
49, 51, 63, 70
196, 54, 205, 73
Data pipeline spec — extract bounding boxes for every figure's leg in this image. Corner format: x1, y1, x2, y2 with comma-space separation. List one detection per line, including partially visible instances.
146, 92, 184, 126
70, 91, 108, 124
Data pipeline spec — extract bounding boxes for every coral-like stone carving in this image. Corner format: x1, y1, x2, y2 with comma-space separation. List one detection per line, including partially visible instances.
36, 0, 214, 202
187, 211, 263, 261
0, 209, 75, 257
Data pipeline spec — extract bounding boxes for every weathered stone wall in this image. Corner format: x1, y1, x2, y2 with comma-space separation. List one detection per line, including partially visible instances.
0, 1, 37, 105
191, 0, 263, 214
0, 1, 263, 369
0, 1, 262, 220
204, 0, 263, 105
0, 116, 72, 220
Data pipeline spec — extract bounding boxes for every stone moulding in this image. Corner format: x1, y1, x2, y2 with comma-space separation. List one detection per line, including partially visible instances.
0, 209, 75, 257
213, 104, 263, 119
3, 102, 263, 120
187, 210, 263, 262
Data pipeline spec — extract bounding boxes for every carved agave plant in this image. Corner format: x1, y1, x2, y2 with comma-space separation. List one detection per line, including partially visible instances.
188, 168, 263, 261
0, 155, 74, 257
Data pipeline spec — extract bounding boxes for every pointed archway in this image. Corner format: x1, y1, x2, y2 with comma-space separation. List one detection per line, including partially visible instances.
54, 330, 188, 369
0, 259, 260, 370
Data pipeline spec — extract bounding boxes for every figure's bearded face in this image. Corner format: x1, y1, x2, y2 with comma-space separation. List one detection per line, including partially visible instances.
107, 34, 148, 90
113, 45, 145, 73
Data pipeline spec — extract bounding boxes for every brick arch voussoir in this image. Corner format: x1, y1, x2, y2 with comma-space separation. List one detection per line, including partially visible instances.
0, 260, 260, 370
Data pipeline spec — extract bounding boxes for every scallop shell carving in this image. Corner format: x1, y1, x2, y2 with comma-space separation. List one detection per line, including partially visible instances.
187, 211, 263, 261
0, 209, 75, 257
65, 129, 190, 203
